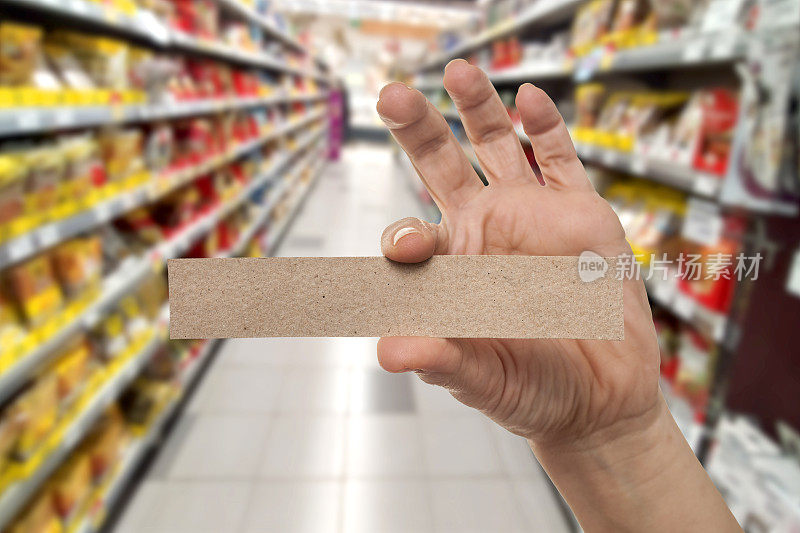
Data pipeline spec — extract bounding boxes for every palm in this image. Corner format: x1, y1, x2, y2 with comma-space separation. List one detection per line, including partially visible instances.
377, 61, 660, 443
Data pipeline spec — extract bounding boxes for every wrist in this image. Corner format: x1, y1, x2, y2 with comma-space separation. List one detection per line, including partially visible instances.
530, 393, 711, 531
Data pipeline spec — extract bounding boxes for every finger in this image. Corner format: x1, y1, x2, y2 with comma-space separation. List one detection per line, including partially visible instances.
443, 60, 534, 185
377, 83, 483, 209
516, 83, 590, 189
377, 336, 463, 379
381, 217, 444, 263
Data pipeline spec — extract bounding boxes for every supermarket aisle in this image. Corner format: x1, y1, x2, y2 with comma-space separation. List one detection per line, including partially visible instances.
114, 143, 570, 533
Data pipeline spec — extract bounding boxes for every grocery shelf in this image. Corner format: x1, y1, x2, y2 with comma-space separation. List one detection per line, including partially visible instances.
646, 275, 727, 342
0, 136, 325, 530
592, 32, 748, 75
489, 61, 571, 83
266, 158, 326, 255
0, 92, 326, 138
0, 109, 326, 270
0, 0, 327, 79
214, 0, 304, 54
419, 0, 583, 70
572, 141, 723, 199
0, 131, 325, 407
0, 0, 158, 43
0, 332, 164, 531
228, 140, 325, 257
71, 338, 221, 533
0, 260, 154, 406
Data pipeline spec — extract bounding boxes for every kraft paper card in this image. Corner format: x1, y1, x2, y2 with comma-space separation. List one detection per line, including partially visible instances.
167, 256, 623, 340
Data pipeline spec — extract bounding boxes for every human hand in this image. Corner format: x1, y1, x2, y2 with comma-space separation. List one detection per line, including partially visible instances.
375, 59, 741, 532
376, 60, 660, 447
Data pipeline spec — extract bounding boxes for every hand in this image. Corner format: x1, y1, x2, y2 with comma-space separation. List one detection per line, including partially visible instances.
376, 60, 660, 446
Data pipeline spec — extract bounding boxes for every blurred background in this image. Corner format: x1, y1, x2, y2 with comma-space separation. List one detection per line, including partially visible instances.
0, 0, 799, 531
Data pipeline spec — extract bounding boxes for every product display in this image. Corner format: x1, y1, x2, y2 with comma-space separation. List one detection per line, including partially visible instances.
0, 0, 330, 528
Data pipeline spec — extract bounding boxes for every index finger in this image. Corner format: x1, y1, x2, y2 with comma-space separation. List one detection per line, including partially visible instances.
377, 83, 484, 210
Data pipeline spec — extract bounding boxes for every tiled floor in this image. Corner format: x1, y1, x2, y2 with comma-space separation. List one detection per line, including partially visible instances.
114, 143, 571, 533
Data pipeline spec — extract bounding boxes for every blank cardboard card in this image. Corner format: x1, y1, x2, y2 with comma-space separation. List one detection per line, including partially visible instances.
167, 256, 623, 340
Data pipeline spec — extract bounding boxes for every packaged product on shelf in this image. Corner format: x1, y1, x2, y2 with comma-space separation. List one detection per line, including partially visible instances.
0, 22, 42, 89
0, 285, 26, 356
646, 0, 697, 31
0, 402, 25, 476
144, 123, 176, 174
50, 235, 103, 299
119, 377, 175, 428
114, 208, 165, 250
13, 372, 59, 460
98, 128, 144, 183
674, 327, 715, 418
133, 273, 167, 321
25, 146, 66, 219
50, 452, 92, 523
81, 406, 129, 482
118, 294, 150, 340
569, 0, 616, 56
0, 153, 26, 233
59, 135, 105, 201
6, 254, 64, 327
92, 310, 129, 362
692, 89, 739, 176
574, 83, 606, 130
7, 489, 59, 533
48, 335, 92, 406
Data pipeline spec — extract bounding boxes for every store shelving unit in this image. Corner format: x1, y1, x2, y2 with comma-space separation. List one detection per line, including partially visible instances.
0, 92, 326, 138
0, 0, 334, 527
0, 142, 325, 530
0, 109, 326, 270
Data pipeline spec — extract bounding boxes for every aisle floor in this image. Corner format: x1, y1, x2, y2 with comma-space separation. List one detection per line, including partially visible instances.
114, 143, 571, 533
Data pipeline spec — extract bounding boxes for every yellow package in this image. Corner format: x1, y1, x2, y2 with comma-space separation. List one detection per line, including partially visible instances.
0, 154, 27, 232
51, 236, 103, 299
0, 404, 25, 476
49, 335, 91, 405
25, 147, 66, 219
0, 284, 26, 358
82, 406, 128, 481
50, 452, 92, 521
0, 22, 43, 87
6, 255, 64, 328
14, 373, 59, 459
7, 489, 61, 533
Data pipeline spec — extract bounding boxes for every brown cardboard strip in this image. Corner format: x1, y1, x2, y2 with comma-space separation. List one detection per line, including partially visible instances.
167, 256, 623, 340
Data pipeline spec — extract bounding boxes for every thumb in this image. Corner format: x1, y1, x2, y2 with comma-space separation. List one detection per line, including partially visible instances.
380, 217, 439, 263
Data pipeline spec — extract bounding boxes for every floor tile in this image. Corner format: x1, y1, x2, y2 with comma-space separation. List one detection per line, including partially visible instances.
277, 368, 351, 414
421, 415, 503, 476
345, 414, 426, 478
135, 480, 251, 532
161, 414, 270, 479
512, 478, 572, 533
343, 480, 434, 533
187, 366, 285, 414
242, 481, 341, 533
430, 479, 529, 532
259, 415, 346, 479
349, 369, 416, 414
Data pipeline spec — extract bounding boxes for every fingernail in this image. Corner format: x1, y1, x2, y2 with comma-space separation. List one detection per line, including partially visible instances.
393, 227, 420, 245
378, 114, 406, 129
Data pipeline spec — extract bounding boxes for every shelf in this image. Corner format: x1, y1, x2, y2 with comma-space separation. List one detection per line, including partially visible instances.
0, 139, 326, 530
572, 141, 723, 199
419, 0, 582, 70
0, 92, 326, 138
72, 338, 221, 533
0, 0, 328, 79
0, 132, 324, 407
0, 109, 326, 270
266, 157, 326, 255
645, 274, 727, 343
0, 331, 164, 531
